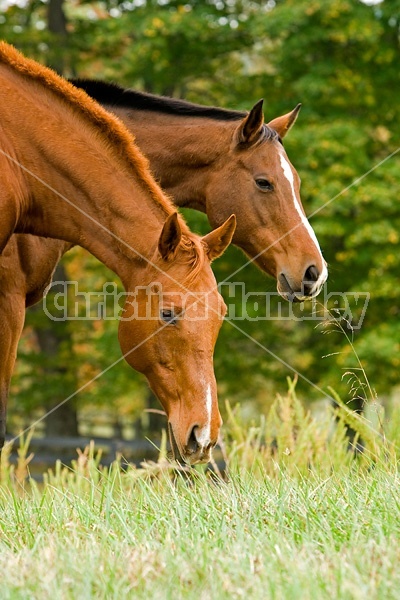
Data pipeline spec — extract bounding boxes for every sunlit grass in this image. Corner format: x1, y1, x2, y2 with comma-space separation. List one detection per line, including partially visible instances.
0, 382, 399, 599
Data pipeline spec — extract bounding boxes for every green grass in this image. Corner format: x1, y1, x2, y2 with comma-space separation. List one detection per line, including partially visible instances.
0, 381, 399, 600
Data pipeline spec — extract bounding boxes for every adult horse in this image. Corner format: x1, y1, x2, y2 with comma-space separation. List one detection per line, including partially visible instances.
0, 42, 236, 465
73, 79, 327, 299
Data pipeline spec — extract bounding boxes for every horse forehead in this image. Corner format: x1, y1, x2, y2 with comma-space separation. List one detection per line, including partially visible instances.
184, 288, 225, 324
157, 269, 217, 297
162, 279, 222, 310
236, 139, 290, 173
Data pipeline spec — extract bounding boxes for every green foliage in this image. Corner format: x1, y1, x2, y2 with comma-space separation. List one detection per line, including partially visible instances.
2, 0, 400, 429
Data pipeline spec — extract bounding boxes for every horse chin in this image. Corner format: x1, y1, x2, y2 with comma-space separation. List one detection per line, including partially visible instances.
277, 274, 324, 303
277, 285, 302, 303
277, 286, 322, 303
187, 449, 212, 466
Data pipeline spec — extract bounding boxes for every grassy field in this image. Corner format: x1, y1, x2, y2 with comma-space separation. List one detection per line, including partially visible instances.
1, 382, 399, 600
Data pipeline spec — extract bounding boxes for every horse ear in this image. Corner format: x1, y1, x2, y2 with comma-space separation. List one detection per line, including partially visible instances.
202, 215, 236, 262
267, 104, 301, 139
235, 99, 264, 145
158, 213, 182, 261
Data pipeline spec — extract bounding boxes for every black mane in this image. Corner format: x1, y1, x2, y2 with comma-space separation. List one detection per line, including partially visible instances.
70, 78, 246, 122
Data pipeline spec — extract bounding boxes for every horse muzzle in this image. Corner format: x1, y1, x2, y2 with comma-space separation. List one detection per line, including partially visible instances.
278, 263, 328, 302
168, 423, 215, 465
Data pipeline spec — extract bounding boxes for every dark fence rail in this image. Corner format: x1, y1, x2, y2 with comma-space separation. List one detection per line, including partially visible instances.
5, 434, 161, 478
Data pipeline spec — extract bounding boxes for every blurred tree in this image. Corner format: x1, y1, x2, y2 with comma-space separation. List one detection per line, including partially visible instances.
47, 0, 68, 72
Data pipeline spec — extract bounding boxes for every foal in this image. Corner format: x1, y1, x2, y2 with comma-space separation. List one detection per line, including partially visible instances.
0, 42, 235, 464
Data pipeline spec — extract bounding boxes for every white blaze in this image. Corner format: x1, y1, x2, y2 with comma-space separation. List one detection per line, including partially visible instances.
279, 151, 328, 283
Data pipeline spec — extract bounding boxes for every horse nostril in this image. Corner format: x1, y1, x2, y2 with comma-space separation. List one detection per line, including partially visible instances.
302, 265, 319, 296
187, 426, 200, 454
304, 265, 319, 282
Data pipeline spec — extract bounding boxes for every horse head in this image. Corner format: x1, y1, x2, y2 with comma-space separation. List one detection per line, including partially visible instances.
118, 213, 236, 464
205, 101, 327, 301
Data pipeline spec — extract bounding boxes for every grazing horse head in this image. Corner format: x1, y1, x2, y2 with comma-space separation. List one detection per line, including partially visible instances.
205, 101, 327, 301
118, 213, 236, 465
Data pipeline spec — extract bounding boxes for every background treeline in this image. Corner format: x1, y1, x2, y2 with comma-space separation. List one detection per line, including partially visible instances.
2, 0, 400, 437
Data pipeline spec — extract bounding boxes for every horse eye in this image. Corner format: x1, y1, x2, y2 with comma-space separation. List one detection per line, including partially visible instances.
255, 178, 274, 192
160, 308, 177, 325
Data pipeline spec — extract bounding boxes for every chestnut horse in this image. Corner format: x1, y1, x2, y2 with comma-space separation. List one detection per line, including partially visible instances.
0, 42, 236, 464
73, 79, 328, 298
0, 64, 328, 459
